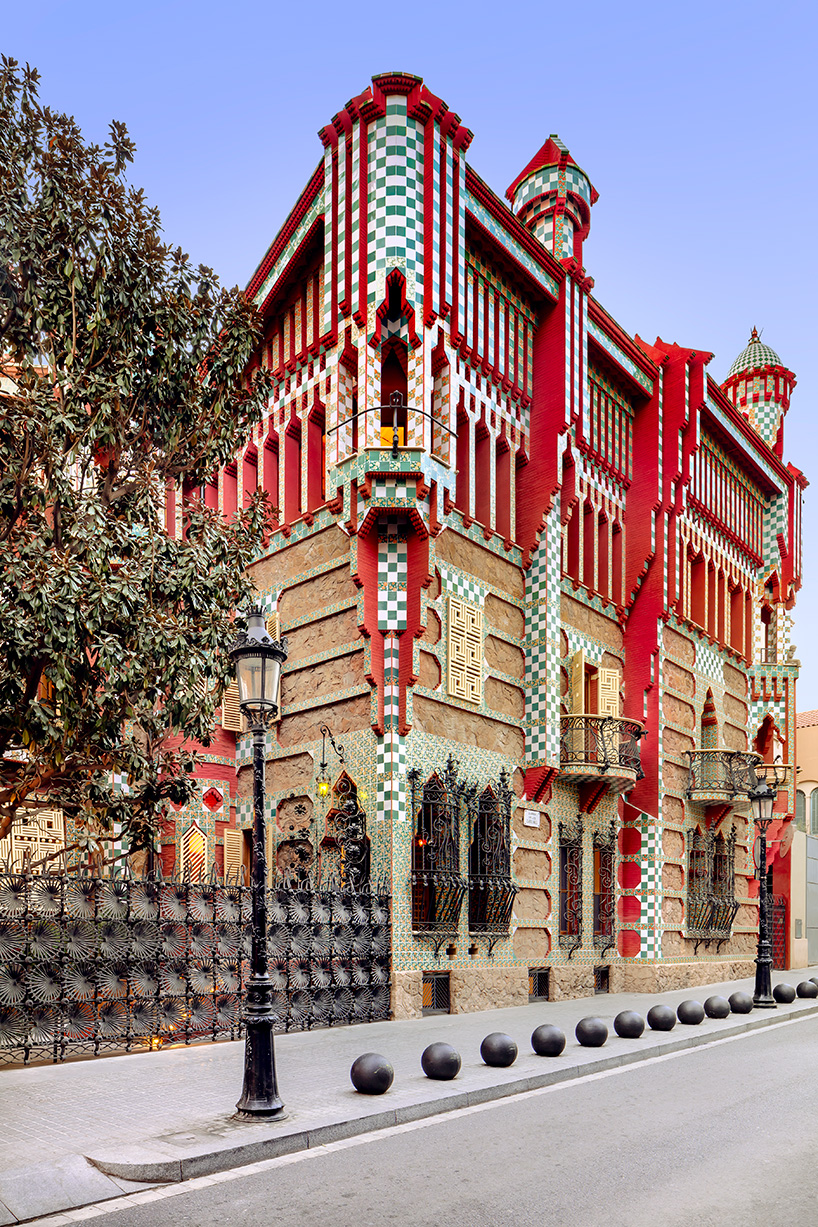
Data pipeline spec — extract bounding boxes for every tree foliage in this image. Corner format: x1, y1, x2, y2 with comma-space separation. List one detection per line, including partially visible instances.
0, 58, 272, 850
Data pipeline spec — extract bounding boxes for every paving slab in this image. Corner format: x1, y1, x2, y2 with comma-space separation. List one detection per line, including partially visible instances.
2, 967, 818, 1222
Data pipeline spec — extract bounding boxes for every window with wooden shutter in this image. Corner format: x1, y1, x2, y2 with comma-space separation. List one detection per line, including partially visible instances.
597, 668, 620, 718
267, 612, 280, 641
447, 596, 483, 705
223, 828, 244, 882
220, 683, 244, 733
569, 650, 585, 714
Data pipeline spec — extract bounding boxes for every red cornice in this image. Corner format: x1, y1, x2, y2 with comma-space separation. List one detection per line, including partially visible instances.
587, 298, 659, 387
246, 163, 325, 302
704, 375, 793, 492
257, 218, 323, 321
465, 166, 564, 294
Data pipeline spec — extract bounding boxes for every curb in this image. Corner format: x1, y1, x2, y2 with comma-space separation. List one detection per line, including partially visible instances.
86, 999, 818, 1186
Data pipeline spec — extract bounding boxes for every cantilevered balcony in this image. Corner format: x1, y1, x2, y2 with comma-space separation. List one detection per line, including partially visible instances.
684, 751, 791, 802
559, 715, 645, 793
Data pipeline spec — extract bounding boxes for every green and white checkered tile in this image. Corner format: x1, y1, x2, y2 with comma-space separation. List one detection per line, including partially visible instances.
438, 564, 486, 606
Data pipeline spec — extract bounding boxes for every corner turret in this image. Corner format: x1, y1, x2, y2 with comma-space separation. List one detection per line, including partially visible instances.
722, 328, 796, 456
506, 135, 597, 266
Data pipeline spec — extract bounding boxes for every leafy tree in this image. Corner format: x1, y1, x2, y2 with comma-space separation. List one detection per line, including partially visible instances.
0, 57, 272, 853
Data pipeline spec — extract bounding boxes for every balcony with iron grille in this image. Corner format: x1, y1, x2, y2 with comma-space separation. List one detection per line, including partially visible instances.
559, 715, 645, 793
684, 751, 792, 802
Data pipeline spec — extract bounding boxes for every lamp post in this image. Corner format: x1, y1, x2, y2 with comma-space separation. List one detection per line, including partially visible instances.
229, 607, 288, 1116
749, 775, 778, 1009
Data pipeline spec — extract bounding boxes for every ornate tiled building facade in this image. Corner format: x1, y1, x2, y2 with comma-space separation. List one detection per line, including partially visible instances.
153, 73, 805, 1011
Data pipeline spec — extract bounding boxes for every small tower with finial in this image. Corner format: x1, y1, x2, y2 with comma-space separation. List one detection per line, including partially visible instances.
506, 135, 598, 268
722, 328, 796, 456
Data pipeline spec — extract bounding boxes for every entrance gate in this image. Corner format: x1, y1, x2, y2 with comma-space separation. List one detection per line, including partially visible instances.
771, 894, 787, 970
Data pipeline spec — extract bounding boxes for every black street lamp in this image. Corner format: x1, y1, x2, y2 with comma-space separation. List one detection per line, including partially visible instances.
229, 608, 288, 1116
749, 771, 780, 1009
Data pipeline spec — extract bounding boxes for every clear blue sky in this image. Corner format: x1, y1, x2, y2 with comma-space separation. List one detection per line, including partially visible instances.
5, 0, 816, 700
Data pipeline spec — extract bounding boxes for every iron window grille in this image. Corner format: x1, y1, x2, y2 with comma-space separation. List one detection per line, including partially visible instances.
593, 822, 617, 954
528, 967, 550, 1001
594, 966, 610, 993
467, 771, 517, 954
685, 825, 738, 951
322, 772, 370, 889
408, 759, 468, 952
421, 970, 451, 1015
559, 819, 583, 957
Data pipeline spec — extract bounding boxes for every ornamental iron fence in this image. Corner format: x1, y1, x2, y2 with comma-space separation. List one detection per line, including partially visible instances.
0, 860, 390, 1065
684, 750, 763, 797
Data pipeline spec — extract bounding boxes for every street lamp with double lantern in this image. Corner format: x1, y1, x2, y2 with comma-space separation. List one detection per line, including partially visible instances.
749, 765, 786, 1009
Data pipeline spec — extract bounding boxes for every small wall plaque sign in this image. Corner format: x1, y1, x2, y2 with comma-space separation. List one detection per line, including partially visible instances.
523, 809, 541, 829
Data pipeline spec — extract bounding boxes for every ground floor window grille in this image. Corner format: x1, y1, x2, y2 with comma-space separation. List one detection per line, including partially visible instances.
594, 965, 610, 994
559, 819, 583, 956
593, 822, 616, 953
422, 971, 451, 1015
408, 759, 467, 937
467, 773, 517, 947
686, 825, 738, 950
529, 967, 550, 1001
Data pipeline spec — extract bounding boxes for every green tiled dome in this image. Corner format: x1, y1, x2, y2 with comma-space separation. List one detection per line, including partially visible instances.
727, 328, 783, 377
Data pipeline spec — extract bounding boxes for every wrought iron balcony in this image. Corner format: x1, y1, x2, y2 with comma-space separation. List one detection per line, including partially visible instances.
468, 874, 517, 955
684, 751, 791, 800
685, 892, 740, 952
559, 715, 645, 790
410, 869, 467, 937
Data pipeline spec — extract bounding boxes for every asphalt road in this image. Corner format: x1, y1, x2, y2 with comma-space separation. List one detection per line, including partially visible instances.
78, 1015, 818, 1227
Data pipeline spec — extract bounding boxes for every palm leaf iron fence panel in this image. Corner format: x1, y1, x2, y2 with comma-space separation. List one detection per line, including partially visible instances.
0, 861, 390, 1065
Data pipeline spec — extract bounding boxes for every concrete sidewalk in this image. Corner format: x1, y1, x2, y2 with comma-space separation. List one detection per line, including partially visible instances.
3, 967, 818, 1224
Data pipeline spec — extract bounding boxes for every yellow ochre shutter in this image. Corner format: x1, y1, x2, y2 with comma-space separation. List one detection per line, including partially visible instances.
223, 829, 244, 882
220, 683, 244, 733
597, 668, 620, 718
570, 650, 585, 714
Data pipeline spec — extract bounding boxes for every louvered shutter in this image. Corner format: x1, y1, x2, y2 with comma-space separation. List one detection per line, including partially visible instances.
569, 650, 585, 714
223, 828, 244, 882
220, 683, 244, 732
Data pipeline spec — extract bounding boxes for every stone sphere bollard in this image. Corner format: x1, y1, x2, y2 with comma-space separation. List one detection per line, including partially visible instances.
647, 1004, 676, 1032
677, 1000, 705, 1026
613, 1010, 645, 1039
531, 1024, 566, 1056
575, 1016, 608, 1047
350, 1052, 394, 1095
421, 1042, 461, 1081
796, 980, 818, 999
704, 995, 731, 1019
480, 1032, 518, 1068
773, 983, 796, 1004
728, 991, 754, 1014
810, 977, 818, 989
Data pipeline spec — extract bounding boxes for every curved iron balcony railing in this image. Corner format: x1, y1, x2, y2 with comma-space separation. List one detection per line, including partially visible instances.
684, 751, 791, 799
685, 891, 740, 950
410, 868, 467, 935
560, 715, 645, 784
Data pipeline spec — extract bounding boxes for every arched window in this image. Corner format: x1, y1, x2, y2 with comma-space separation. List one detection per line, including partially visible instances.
181, 821, 207, 882
810, 791, 818, 837
380, 341, 407, 446
796, 789, 806, 831
322, 772, 370, 888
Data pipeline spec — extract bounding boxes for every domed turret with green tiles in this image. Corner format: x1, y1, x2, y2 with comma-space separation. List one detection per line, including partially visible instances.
727, 327, 783, 377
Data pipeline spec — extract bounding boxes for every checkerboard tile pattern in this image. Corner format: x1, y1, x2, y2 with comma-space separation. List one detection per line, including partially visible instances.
525, 504, 563, 768
378, 524, 408, 632
439, 563, 486, 607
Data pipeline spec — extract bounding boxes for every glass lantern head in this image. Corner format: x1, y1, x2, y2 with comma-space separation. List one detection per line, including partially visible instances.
750, 782, 776, 828
229, 608, 287, 718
